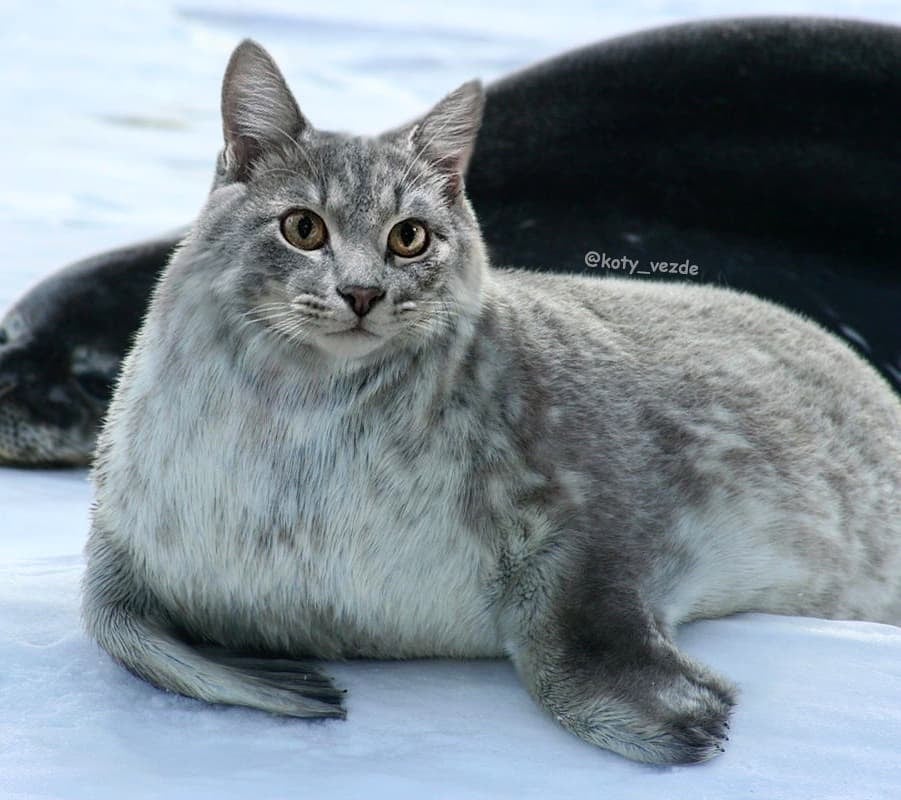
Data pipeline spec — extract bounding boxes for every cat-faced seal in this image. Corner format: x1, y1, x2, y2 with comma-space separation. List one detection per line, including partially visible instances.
83, 40, 901, 765
4, 16, 901, 466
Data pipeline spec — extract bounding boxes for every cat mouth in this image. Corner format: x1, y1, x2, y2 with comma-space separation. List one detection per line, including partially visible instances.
326, 326, 379, 339
325, 324, 379, 339
317, 323, 386, 359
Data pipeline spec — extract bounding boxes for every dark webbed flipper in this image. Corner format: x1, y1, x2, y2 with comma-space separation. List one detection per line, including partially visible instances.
83, 536, 346, 721
96, 617, 348, 720
195, 646, 346, 713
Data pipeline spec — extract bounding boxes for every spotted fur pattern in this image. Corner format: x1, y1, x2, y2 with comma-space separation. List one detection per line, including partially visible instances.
83, 40, 901, 764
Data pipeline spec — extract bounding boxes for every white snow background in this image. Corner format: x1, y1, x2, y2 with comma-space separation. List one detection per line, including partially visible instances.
1, 1, 900, 798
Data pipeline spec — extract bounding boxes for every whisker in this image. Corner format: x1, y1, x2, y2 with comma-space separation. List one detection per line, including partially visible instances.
236, 305, 303, 335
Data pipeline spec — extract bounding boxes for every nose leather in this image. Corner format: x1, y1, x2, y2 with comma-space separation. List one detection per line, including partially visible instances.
336, 285, 385, 317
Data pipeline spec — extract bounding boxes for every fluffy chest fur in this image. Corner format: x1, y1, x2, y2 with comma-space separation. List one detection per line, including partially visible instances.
102, 328, 503, 660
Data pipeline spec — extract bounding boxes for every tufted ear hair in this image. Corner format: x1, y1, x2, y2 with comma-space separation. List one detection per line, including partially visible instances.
220, 39, 310, 182
387, 80, 484, 201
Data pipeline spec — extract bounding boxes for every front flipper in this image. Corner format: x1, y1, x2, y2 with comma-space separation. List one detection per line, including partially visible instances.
500, 578, 735, 764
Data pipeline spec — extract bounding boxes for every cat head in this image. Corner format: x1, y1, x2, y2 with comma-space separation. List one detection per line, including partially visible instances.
192, 39, 487, 366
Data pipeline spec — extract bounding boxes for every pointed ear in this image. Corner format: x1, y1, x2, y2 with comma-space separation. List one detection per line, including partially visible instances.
220, 40, 309, 182
392, 80, 484, 200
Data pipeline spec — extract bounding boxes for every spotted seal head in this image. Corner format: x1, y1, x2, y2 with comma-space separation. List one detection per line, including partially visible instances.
0, 241, 169, 465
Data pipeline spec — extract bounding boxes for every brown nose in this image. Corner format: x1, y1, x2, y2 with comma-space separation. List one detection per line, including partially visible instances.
336, 285, 385, 317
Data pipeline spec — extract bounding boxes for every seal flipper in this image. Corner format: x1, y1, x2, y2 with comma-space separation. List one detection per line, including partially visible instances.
91, 615, 345, 719
82, 536, 345, 719
195, 646, 346, 706
499, 575, 735, 764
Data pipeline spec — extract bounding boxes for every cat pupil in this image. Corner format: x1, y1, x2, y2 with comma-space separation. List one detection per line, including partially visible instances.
298, 216, 313, 239
401, 223, 416, 246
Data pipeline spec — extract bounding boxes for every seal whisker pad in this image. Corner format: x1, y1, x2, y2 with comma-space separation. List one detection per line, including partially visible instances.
82, 38, 901, 764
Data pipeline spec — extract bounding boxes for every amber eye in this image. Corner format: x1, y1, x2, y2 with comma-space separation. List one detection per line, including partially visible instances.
387, 219, 429, 258
281, 209, 328, 250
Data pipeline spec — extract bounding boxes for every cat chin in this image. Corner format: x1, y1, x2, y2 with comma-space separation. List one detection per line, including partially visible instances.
312, 329, 392, 361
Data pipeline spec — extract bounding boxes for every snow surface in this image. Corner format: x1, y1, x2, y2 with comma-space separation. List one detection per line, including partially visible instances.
1, 2, 900, 798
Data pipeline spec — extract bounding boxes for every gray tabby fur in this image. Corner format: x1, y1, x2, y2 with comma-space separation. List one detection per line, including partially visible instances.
83, 40, 901, 765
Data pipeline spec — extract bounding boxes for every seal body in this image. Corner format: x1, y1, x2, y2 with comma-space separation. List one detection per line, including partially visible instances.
82, 37, 900, 766
85, 258, 901, 763
0, 236, 177, 464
